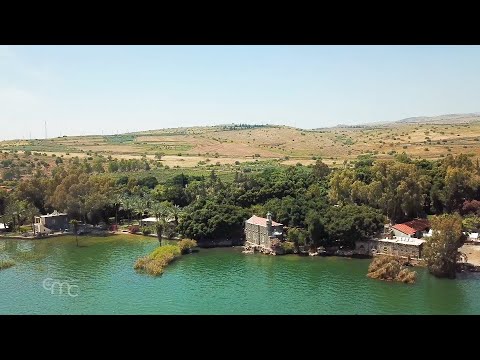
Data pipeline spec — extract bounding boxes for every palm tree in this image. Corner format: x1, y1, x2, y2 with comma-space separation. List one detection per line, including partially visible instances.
120, 195, 134, 223
132, 196, 148, 224
109, 193, 123, 226
149, 202, 170, 245
4, 200, 38, 233
24, 204, 39, 236
70, 219, 79, 247
154, 221, 164, 244
170, 204, 182, 227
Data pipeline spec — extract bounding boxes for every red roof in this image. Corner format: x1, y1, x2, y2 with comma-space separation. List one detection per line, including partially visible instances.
246, 215, 282, 227
392, 219, 430, 235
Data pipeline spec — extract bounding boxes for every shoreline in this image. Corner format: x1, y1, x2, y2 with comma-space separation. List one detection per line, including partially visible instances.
460, 244, 480, 267
0, 231, 128, 241
3, 232, 478, 272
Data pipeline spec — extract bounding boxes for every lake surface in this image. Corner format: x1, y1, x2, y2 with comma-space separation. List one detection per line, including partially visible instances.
1, 235, 480, 314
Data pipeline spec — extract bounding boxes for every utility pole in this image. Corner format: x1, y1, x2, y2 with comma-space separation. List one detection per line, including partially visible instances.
44, 121, 47, 139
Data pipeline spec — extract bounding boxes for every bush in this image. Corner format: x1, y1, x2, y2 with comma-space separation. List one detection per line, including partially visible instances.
0, 259, 15, 270
19, 225, 32, 233
142, 228, 152, 236
150, 245, 181, 258
288, 227, 308, 246
134, 245, 182, 276
396, 268, 417, 284
367, 256, 416, 284
128, 225, 140, 234
281, 241, 295, 254
177, 239, 198, 254
134, 256, 149, 270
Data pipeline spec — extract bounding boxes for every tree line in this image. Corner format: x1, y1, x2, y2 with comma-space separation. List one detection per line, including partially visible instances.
1, 152, 478, 278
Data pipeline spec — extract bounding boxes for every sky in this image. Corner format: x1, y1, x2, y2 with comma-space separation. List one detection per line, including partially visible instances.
1, 45, 480, 141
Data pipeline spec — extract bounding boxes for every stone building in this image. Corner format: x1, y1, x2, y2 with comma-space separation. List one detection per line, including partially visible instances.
34, 210, 69, 234
244, 212, 283, 249
355, 237, 425, 259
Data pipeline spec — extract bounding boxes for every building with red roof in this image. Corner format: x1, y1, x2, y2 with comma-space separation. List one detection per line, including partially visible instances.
391, 218, 430, 239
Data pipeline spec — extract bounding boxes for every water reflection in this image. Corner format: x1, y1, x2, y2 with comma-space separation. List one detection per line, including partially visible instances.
1, 236, 480, 314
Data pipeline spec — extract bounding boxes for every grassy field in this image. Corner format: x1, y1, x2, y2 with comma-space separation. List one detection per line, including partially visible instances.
2, 118, 480, 169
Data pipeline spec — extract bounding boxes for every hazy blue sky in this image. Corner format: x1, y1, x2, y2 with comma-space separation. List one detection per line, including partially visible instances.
1, 45, 479, 140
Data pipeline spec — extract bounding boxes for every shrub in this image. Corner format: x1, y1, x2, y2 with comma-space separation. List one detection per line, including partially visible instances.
367, 256, 416, 284
396, 268, 417, 284
142, 228, 152, 236
177, 239, 198, 254
0, 259, 15, 270
149, 245, 181, 259
128, 225, 140, 234
19, 225, 32, 233
134, 256, 149, 270
281, 241, 295, 254
134, 245, 182, 276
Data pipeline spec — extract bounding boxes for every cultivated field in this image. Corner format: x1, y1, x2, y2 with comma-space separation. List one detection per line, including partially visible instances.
2, 114, 480, 168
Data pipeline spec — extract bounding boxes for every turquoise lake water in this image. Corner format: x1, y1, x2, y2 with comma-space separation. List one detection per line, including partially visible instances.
1, 235, 480, 314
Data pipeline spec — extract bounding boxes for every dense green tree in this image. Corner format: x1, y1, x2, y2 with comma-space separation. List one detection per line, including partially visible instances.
423, 214, 464, 279
15, 176, 50, 213
179, 201, 248, 241
287, 227, 308, 247
3, 199, 39, 231
312, 160, 330, 180
322, 205, 384, 248
305, 211, 328, 248
0, 189, 7, 218
138, 176, 158, 189
462, 215, 480, 232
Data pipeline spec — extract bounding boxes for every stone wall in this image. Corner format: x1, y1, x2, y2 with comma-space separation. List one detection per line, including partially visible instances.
355, 240, 423, 259
245, 222, 269, 246
197, 239, 235, 248
377, 241, 422, 259
44, 216, 69, 231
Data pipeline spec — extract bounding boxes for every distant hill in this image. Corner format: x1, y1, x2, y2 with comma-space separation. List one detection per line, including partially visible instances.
393, 113, 480, 125
312, 113, 480, 131
3, 112, 480, 169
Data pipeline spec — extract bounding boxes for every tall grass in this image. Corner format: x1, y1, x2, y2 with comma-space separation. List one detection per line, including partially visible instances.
177, 239, 197, 254
0, 259, 15, 270
367, 256, 416, 284
134, 245, 182, 276
14, 252, 45, 261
